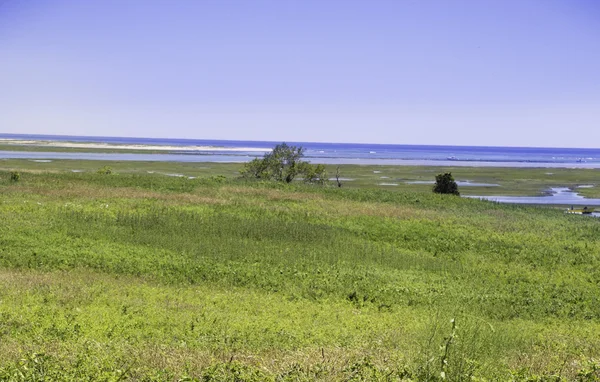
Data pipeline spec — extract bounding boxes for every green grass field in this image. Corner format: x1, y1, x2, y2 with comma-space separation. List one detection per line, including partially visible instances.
1, 162, 600, 381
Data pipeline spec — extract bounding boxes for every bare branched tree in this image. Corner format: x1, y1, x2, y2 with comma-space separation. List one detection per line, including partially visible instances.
335, 166, 342, 187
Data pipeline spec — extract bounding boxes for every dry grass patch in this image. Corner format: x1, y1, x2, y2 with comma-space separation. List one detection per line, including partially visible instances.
225, 186, 325, 202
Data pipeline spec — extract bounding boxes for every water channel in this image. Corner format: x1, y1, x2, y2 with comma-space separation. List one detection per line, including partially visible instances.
466, 187, 600, 206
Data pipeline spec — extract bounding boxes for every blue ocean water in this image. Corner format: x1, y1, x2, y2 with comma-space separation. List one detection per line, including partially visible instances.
1, 133, 600, 167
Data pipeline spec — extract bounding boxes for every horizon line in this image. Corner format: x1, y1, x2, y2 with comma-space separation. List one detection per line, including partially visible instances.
1, 132, 599, 151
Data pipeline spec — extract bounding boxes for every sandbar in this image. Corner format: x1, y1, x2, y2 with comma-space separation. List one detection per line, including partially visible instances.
0, 139, 271, 152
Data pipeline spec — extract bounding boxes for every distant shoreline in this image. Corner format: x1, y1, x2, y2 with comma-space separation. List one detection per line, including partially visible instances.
0, 139, 272, 153
1, 134, 599, 168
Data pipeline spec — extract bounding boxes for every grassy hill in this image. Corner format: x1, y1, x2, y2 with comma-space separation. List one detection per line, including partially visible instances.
1, 169, 599, 380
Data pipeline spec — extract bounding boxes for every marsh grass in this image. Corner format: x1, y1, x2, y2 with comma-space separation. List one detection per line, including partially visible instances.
3, 158, 600, 196
1, 169, 600, 380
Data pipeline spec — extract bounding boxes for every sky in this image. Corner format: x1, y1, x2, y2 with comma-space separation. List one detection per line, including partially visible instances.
1, 0, 599, 147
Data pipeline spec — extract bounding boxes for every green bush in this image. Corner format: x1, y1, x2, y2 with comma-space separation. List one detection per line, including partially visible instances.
207, 175, 227, 183
9, 171, 20, 182
433, 172, 460, 195
96, 166, 113, 175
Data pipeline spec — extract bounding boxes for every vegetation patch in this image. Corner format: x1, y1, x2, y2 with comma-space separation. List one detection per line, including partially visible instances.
1, 168, 600, 380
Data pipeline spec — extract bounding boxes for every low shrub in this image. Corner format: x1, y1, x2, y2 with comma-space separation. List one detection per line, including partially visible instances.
96, 166, 113, 175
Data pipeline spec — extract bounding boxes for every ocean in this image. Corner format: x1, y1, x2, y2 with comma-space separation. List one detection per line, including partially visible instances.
1, 133, 600, 168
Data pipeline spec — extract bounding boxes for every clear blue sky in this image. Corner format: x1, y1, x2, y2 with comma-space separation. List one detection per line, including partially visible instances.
1, 0, 599, 147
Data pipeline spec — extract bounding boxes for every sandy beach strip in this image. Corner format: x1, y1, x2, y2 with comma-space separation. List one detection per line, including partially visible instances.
0, 139, 272, 152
